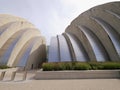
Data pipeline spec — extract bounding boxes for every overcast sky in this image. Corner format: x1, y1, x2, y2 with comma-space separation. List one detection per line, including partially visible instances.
0, 0, 119, 44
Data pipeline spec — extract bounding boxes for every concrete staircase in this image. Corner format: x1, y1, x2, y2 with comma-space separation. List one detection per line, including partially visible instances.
0, 68, 27, 82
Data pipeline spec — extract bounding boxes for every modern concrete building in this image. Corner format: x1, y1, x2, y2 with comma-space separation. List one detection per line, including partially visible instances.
0, 2, 120, 70
0, 14, 46, 70
48, 2, 120, 62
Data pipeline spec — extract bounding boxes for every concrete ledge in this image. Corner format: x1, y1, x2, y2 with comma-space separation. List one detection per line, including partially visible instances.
34, 70, 120, 79
0, 68, 18, 72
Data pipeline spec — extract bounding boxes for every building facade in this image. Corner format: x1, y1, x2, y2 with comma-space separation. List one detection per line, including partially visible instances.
0, 2, 120, 70
0, 14, 46, 70
48, 2, 120, 62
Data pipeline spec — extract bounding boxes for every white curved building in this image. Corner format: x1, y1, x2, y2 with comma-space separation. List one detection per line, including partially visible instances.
0, 14, 46, 70
48, 2, 120, 62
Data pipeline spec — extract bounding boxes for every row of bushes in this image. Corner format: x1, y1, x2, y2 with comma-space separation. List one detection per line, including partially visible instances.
42, 62, 120, 71
0, 65, 10, 69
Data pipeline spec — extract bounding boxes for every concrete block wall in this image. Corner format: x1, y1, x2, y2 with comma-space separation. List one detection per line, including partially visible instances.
35, 70, 120, 79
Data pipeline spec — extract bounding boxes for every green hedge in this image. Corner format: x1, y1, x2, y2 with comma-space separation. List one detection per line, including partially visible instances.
89, 62, 120, 70
42, 62, 73, 71
73, 63, 91, 70
42, 62, 120, 71
101, 62, 120, 70
0, 65, 10, 69
89, 62, 104, 70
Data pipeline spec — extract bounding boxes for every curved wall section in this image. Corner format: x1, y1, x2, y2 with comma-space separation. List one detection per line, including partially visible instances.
78, 25, 109, 61
92, 17, 120, 57
0, 14, 46, 70
58, 35, 72, 62
48, 37, 60, 62
48, 2, 120, 62
66, 33, 89, 62
17, 37, 39, 67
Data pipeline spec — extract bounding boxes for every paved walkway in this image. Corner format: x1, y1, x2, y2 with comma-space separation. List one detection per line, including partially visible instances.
0, 79, 120, 90
0, 70, 120, 90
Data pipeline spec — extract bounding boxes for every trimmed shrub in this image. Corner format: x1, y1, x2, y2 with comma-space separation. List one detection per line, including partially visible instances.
64, 62, 73, 70
42, 63, 55, 71
102, 62, 120, 70
42, 62, 73, 71
74, 62, 91, 70
0, 65, 10, 69
89, 62, 120, 70
57, 62, 66, 70
56, 62, 73, 70
42, 62, 120, 71
89, 62, 104, 70
42, 62, 91, 71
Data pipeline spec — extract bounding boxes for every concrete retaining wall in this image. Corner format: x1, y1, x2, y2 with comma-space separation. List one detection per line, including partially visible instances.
35, 70, 120, 79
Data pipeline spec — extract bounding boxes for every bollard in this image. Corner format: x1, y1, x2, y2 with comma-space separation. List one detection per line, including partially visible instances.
11, 71, 16, 81
0, 71, 6, 81
23, 71, 27, 80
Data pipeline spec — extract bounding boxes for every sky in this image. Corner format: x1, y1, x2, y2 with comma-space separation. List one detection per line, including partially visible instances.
0, 0, 119, 44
